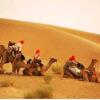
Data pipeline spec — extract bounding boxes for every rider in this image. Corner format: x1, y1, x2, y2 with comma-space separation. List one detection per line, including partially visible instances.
8, 40, 24, 57
34, 48, 43, 67
15, 40, 24, 54
11, 40, 25, 64
67, 55, 78, 67
63, 55, 81, 78
69, 55, 77, 62
14, 40, 25, 60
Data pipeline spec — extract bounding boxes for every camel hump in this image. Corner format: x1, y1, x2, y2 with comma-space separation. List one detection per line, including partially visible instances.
0, 45, 5, 48
0, 45, 6, 53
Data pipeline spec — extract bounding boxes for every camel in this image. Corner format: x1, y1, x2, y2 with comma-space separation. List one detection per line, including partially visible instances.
23, 58, 57, 76
63, 59, 99, 82
0, 45, 26, 75
81, 59, 99, 82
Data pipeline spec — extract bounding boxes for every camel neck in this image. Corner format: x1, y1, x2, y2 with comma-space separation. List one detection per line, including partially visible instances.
46, 61, 52, 68
88, 61, 96, 69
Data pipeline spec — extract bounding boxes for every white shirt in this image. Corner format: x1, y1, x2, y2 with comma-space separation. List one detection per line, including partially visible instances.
15, 43, 22, 52
34, 53, 40, 60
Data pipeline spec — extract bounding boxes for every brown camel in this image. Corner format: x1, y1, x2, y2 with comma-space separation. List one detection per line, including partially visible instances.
23, 58, 57, 76
63, 59, 99, 82
0, 45, 26, 75
81, 59, 99, 82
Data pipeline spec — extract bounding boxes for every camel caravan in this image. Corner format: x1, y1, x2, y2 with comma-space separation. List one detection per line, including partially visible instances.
0, 40, 57, 76
0, 40, 99, 83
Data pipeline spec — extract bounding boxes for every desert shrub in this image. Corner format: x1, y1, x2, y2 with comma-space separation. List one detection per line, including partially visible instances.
0, 79, 14, 87
24, 86, 53, 99
52, 62, 62, 74
43, 75, 52, 84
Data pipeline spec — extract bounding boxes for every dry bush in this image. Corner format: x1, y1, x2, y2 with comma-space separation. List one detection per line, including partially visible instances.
24, 86, 53, 99
43, 75, 52, 84
52, 62, 62, 74
0, 79, 14, 87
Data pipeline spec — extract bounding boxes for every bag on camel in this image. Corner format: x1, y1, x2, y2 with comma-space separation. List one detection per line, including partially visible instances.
21, 54, 25, 60
77, 62, 85, 69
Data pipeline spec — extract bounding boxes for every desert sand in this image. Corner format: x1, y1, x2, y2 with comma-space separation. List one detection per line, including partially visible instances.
0, 18, 100, 99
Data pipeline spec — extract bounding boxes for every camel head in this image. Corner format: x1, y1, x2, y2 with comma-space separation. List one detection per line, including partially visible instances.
92, 59, 98, 64
49, 58, 57, 64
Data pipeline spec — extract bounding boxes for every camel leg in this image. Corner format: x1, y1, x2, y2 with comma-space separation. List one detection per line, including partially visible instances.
81, 71, 89, 81
0, 63, 3, 70
12, 65, 16, 74
28, 69, 32, 76
17, 68, 20, 75
23, 68, 32, 76
96, 72, 100, 82
0, 52, 7, 74
29, 68, 33, 76
28, 70, 32, 76
93, 72, 99, 83
86, 71, 98, 82
90, 75, 97, 82
0, 62, 5, 74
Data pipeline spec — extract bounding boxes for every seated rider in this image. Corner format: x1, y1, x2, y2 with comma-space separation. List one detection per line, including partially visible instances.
34, 48, 43, 67
8, 40, 25, 62
64, 55, 77, 69
63, 55, 81, 78
68, 55, 80, 73
14, 40, 25, 60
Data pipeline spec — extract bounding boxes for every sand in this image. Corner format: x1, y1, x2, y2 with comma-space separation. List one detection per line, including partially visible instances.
0, 18, 100, 98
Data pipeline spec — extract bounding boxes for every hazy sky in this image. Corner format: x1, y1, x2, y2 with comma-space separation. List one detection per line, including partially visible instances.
0, 0, 100, 34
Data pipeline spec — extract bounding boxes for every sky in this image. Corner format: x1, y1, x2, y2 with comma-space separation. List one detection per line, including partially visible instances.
0, 0, 100, 34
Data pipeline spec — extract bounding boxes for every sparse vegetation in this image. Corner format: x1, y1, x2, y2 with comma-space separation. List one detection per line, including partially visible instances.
52, 62, 62, 74
0, 79, 14, 87
24, 86, 53, 99
43, 75, 52, 84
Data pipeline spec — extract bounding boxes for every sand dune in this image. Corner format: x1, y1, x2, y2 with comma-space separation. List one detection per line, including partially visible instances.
0, 18, 100, 69
0, 18, 100, 99
50, 26, 100, 44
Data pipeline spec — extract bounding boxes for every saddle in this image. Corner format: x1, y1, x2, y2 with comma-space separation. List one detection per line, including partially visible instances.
77, 62, 85, 69
21, 54, 25, 61
34, 58, 43, 67
27, 59, 33, 64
